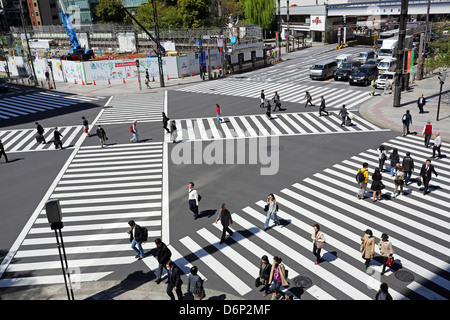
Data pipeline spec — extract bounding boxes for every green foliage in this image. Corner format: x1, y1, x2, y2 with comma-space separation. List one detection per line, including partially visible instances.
177, 0, 211, 28
135, 1, 183, 29
95, 0, 128, 24
243, 0, 275, 29
425, 22, 450, 72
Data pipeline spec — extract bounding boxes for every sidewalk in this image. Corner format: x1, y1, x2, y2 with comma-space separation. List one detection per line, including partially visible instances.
360, 74, 450, 143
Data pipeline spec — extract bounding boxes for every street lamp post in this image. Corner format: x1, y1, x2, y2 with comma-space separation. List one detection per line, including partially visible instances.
18, 1, 38, 86
437, 70, 446, 121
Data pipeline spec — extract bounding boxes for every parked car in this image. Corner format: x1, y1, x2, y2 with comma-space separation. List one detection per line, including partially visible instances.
334, 61, 360, 81
375, 72, 396, 89
349, 65, 379, 86
309, 60, 339, 80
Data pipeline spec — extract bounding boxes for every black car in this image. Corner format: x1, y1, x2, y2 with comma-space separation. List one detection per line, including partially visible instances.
334, 61, 360, 81
349, 65, 379, 86
0, 78, 8, 92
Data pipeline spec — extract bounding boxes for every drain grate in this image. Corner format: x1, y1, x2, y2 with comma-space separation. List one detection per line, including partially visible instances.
292, 276, 313, 289
394, 270, 415, 282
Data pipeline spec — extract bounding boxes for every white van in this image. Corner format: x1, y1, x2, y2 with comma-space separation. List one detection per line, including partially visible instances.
378, 57, 397, 73
335, 54, 353, 67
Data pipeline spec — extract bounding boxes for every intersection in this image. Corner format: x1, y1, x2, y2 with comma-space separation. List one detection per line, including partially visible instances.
0, 44, 449, 301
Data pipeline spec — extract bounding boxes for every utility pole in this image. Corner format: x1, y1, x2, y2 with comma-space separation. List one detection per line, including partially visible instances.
152, 0, 165, 87
418, 0, 431, 80
286, 0, 290, 54
18, 1, 37, 86
277, 0, 280, 59
437, 70, 446, 121
393, 0, 408, 108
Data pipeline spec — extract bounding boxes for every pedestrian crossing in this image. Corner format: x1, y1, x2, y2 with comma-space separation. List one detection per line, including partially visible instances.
166, 111, 387, 142
0, 91, 107, 120
97, 92, 164, 125
176, 79, 373, 111
0, 142, 164, 288
170, 134, 450, 300
0, 126, 82, 153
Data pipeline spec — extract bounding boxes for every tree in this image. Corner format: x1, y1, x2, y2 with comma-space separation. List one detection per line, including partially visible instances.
177, 0, 211, 28
135, 1, 183, 29
95, 0, 131, 24
243, 0, 275, 30
425, 22, 450, 73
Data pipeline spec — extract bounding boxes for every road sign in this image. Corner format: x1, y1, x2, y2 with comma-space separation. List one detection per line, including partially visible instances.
197, 39, 202, 47
230, 37, 236, 44
217, 38, 224, 47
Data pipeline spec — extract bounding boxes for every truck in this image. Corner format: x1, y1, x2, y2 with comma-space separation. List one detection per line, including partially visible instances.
377, 39, 398, 61
58, 0, 94, 61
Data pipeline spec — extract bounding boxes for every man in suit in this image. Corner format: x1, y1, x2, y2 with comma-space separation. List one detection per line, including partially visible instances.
155, 238, 172, 284
419, 159, 438, 195
170, 120, 178, 143
53, 127, 64, 149
35, 122, 46, 144
166, 260, 183, 300
417, 94, 426, 114
162, 112, 170, 133
339, 104, 348, 127
215, 203, 234, 244
319, 96, 329, 116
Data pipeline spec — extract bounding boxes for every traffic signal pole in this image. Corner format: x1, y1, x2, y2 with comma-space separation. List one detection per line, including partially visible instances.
393, 0, 409, 108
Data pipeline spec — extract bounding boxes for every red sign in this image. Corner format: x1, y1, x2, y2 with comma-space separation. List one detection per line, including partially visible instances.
115, 62, 137, 67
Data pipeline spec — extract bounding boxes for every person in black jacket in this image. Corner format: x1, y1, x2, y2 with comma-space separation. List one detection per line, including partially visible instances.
53, 127, 64, 149
260, 255, 272, 297
127, 220, 145, 260
419, 159, 438, 195
35, 122, 46, 144
155, 238, 172, 284
162, 112, 170, 133
0, 139, 9, 163
166, 260, 183, 300
96, 125, 107, 148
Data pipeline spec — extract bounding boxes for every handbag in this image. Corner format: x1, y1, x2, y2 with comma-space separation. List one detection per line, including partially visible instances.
417, 178, 422, 186
386, 256, 395, 267
264, 204, 269, 212
255, 277, 261, 287
316, 241, 326, 249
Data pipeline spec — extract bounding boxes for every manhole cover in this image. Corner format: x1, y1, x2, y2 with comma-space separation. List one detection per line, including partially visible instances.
394, 270, 415, 282
292, 276, 313, 288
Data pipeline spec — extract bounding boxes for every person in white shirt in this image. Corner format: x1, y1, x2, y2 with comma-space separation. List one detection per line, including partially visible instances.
432, 131, 442, 159
188, 182, 199, 219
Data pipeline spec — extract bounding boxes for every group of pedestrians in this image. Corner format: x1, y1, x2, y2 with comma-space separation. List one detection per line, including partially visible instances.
360, 229, 396, 276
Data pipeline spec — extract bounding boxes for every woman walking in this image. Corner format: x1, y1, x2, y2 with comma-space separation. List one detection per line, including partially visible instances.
393, 165, 405, 198
375, 282, 393, 300
187, 266, 205, 300
264, 193, 281, 231
360, 229, 375, 269
378, 233, 395, 275
81, 116, 89, 137
259, 255, 272, 297
268, 256, 289, 293
389, 148, 400, 176
311, 223, 326, 265
370, 168, 383, 202
304, 91, 314, 107
378, 145, 387, 172
265, 101, 272, 120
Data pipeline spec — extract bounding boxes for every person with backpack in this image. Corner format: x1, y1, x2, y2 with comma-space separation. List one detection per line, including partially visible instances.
401, 110, 412, 136
356, 162, 369, 200
127, 220, 145, 260
155, 238, 172, 284
130, 120, 138, 143
393, 165, 405, 198
402, 152, 414, 185
389, 148, 400, 176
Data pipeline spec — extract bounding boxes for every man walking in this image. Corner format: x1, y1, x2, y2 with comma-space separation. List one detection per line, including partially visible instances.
432, 131, 442, 159
162, 112, 170, 133
422, 120, 433, 147
170, 120, 178, 143
419, 159, 438, 195
0, 139, 9, 163
53, 127, 63, 149
384, 77, 391, 95
166, 260, 183, 300
127, 220, 145, 260
339, 104, 348, 127
35, 122, 46, 144
260, 89, 265, 108
272, 92, 282, 112
356, 162, 369, 200
155, 238, 172, 284
130, 120, 138, 143
96, 125, 107, 148
417, 94, 426, 114
402, 152, 414, 185
215, 203, 234, 244
401, 110, 412, 136
319, 96, 329, 116
188, 182, 200, 219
